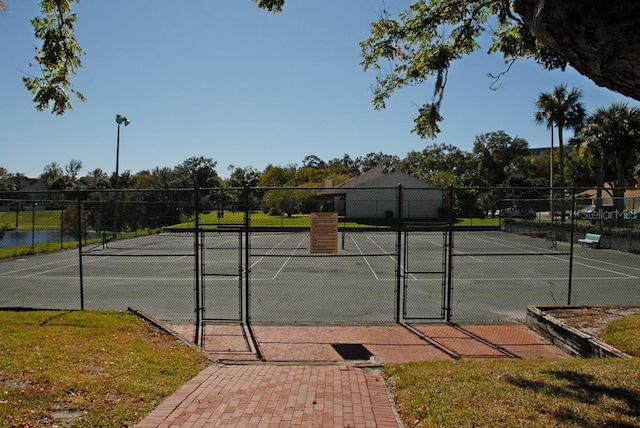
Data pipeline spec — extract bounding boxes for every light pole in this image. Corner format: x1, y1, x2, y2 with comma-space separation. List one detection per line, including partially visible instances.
114, 114, 130, 233
114, 114, 131, 190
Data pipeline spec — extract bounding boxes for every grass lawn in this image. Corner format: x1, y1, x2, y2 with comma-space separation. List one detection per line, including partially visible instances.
175, 211, 499, 229
0, 310, 208, 427
0, 310, 638, 427
384, 357, 640, 427
385, 314, 640, 428
174, 210, 389, 229
0, 210, 64, 231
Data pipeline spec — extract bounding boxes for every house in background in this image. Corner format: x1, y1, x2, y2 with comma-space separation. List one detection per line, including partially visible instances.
578, 185, 640, 211
319, 165, 443, 220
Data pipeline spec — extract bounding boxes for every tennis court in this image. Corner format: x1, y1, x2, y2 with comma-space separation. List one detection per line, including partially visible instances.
1, 229, 638, 328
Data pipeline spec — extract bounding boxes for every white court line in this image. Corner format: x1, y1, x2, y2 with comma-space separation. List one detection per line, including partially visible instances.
451, 276, 636, 282
573, 254, 640, 273
0, 248, 192, 278
453, 249, 483, 262
0, 255, 78, 276
461, 234, 557, 254
468, 234, 639, 278
364, 234, 419, 280
271, 235, 308, 280
461, 253, 637, 279
350, 236, 382, 280
545, 255, 638, 278
233, 233, 307, 280
446, 233, 640, 280
23, 253, 192, 278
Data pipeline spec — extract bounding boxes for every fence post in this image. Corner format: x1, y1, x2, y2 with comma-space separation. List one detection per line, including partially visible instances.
395, 184, 403, 323
244, 185, 251, 325
77, 193, 84, 310
446, 185, 454, 323
193, 187, 201, 345
568, 190, 576, 305
31, 202, 36, 254
60, 204, 64, 249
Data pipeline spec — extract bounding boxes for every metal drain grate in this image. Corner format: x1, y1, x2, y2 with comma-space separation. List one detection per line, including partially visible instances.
331, 343, 373, 360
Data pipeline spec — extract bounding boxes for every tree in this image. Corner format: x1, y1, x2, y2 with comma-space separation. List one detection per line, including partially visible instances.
12, 0, 640, 126
326, 154, 359, 176
355, 152, 399, 173
360, 1, 566, 138
0, 166, 12, 191
301, 155, 326, 169
258, 164, 297, 187
575, 122, 612, 209
64, 159, 82, 184
227, 165, 262, 208
514, 0, 640, 101
173, 156, 220, 189
21, 0, 85, 114
227, 165, 261, 189
290, 0, 640, 137
84, 168, 109, 188
472, 131, 529, 187
577, 103, 640, 215
400, 143, 473, 185
533, 84, 586, 220
40, 162, 65, 190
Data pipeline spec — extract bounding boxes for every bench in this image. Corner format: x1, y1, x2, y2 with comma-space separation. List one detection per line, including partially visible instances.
578, 233, 602, 248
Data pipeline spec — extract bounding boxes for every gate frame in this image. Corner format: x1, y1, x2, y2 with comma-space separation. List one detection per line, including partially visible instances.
194, 185, 456, 349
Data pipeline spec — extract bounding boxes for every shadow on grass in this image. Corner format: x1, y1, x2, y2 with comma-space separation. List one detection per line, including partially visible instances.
506, 369, 640, 427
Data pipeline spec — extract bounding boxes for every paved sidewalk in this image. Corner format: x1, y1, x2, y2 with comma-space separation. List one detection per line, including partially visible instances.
136, 364, 398, 428
136, 324, 567, 427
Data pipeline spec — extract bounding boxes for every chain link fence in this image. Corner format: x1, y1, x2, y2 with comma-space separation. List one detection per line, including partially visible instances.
1, 187, 639, 335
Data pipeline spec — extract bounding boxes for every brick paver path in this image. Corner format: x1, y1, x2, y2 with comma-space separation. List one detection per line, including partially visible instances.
136, 364, 400, 428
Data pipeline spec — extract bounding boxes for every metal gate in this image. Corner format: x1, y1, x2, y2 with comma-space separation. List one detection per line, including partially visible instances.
196, 226, 247, 347
194, 185, 454, 346
400, 223, 451, 323
195, 225, 452, 341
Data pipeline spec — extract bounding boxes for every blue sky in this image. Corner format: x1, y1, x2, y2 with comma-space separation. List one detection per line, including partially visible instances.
0, 0, 636, 179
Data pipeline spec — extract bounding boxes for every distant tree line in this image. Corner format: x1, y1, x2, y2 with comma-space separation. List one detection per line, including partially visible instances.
1, 86, 639, 230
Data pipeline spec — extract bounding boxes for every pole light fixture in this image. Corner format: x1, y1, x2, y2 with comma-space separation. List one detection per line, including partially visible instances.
114, 114, 130, 233
115, 114, 131, 188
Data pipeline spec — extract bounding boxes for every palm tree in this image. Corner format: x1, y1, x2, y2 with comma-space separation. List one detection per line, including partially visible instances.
576, 114, 610, 209
579, 103, 640, 215
534, 84, 586, 220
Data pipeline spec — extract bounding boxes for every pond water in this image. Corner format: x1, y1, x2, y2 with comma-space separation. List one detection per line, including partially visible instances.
0, 230, 77, 248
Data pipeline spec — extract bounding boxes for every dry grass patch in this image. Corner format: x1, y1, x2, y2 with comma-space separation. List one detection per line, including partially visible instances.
0, 310, 208, 427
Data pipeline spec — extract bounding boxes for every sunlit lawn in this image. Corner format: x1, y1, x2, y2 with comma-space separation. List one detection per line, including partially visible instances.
1, 310, 638, 427
385, 357, 640, 427
174, 211, 499, 229
385, 313, 640, 427
0, 310, 208, 427
0, 210, 64, 231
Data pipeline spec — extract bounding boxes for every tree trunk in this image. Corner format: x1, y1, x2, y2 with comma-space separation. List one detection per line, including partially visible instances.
558, 125, 566, 222
614, 155, 627, 217
595, 156, 604, 210
514, 0, 640, 101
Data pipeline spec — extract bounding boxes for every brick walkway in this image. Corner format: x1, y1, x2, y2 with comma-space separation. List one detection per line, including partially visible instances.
136, 324, 567, 427
136, 364, 399, 428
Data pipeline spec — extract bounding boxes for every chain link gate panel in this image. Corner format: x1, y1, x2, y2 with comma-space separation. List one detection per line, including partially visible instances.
246, 227, 399, 325
400, 223, 450, 323
199, 229, 244, 319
